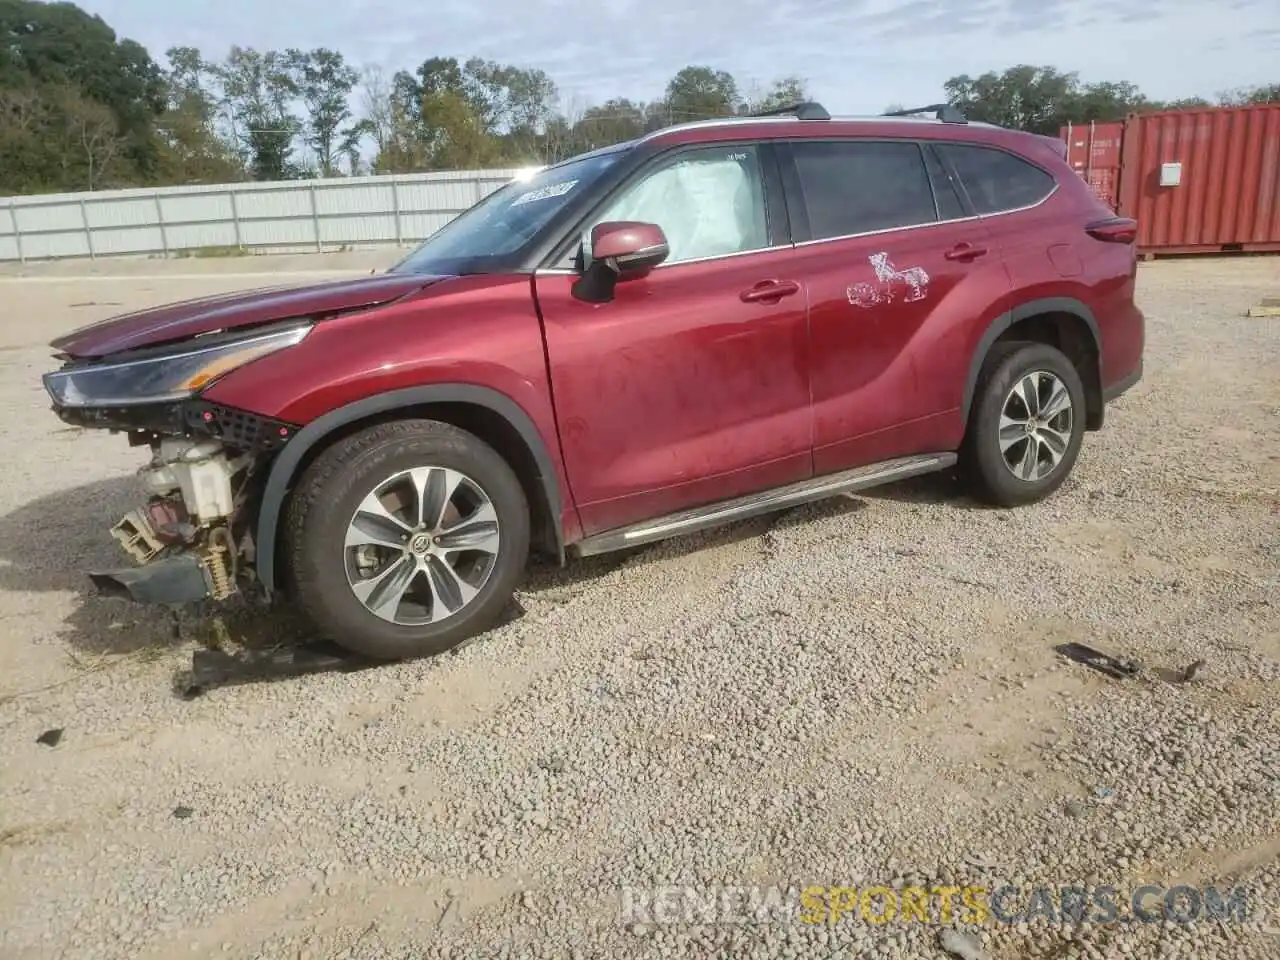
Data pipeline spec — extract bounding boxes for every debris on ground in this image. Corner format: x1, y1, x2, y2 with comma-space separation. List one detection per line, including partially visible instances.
938, 928, 988, 960
35, 728, 63, 747
1053, 642, 1141, 679
1245, 296, 1280, 317
1180, 658, 1206, 683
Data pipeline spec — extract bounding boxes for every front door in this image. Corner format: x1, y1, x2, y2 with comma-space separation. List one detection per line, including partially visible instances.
778, 138, 1010, 473
534, 142, 812, 536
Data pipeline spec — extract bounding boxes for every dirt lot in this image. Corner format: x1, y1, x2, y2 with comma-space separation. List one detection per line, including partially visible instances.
0, 255, 1277, 960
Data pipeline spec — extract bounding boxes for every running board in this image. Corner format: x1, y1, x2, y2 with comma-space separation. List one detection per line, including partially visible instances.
569, 452, 957, 558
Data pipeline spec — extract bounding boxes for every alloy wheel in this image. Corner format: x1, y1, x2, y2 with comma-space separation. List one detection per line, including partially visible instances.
998, 370, 1075, 482
343, 466, 501, 625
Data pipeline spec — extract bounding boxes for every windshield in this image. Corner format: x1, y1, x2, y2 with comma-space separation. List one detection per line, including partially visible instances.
387, 150, 624, 276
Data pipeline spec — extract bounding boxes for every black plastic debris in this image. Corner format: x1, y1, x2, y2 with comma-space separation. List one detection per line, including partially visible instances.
36, 728, 64, 747
182, 639, 379, 698
1053, 642, 1141, 680
178, 598, 527, 698
172, 805, 194, 819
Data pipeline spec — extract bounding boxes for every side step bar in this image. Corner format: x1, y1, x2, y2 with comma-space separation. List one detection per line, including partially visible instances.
569, 452, 957, 558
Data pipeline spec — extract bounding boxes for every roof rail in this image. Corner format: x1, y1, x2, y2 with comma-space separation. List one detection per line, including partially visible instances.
881, 103, 967, 124
749, 101, 831, 121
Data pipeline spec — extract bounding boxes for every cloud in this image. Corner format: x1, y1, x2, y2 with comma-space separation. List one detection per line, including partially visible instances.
79, 0, 1279, 111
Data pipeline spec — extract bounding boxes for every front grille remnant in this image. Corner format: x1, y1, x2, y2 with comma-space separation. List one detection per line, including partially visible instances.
184, 401, 299, 452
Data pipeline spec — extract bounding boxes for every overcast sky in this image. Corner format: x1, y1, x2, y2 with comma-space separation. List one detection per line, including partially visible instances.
81, 0, 1278, 113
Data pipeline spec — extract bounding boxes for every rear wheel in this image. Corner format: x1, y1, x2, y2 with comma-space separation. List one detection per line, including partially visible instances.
283, 419, 529, 660
960, 342, 1086, 507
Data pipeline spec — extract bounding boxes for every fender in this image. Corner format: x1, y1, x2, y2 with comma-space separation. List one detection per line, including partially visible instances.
252, 384, 565, 595
961, 296, 1101, 425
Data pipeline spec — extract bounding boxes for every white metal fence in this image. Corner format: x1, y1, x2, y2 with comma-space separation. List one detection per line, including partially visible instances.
0, 168, 526, 263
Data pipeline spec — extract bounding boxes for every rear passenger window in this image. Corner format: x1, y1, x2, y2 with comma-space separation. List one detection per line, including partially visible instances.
790, 141, 938, 240
937, 144, 1056, 214
923, 146, 967, 221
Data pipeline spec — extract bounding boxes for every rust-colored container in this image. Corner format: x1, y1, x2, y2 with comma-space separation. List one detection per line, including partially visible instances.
1117, 104, 1280, 255
1060, 104, 1280, 256
1060, 120, 1125, 210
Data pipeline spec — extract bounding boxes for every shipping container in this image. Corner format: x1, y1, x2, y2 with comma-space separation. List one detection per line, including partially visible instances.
1061, 119, 1124, 210
1061, 104, 1280, 257
1118, 104, 1280, 256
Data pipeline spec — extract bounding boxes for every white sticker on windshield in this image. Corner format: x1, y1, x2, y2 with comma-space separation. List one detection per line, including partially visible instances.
511, 179, 579, 206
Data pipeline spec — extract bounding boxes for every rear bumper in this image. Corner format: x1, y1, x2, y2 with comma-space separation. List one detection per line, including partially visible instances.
1103, 358, 1143, 404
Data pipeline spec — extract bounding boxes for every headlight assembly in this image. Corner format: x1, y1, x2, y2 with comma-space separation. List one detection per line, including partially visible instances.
43, 324, 311, 408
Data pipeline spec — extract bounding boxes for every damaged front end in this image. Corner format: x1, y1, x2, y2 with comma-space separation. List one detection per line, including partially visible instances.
94, 437, 259, 606
42, 321, 311, 607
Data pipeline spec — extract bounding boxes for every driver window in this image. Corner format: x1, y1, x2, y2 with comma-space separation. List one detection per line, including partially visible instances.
591, 145, 770, 265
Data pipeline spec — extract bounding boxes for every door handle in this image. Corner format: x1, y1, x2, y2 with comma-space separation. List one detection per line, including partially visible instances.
740, 279, 801, 303
944, 242, 988, 262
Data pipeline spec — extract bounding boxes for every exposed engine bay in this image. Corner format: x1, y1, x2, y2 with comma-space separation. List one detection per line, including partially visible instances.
96, 436, 263, 606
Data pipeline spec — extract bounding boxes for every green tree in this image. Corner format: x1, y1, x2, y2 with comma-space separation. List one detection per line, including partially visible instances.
663, 66, 740, 120
1069, 80, 1152, 122
573, 98, 647, 149
1218, 83, 1280, 105
155, 46, 242, 184
214, 46, 302, 180
286, 48, 360, 176
1152, 97, 1213, 112
944, 65, 1149, 133
361, 66, 429, 173
945, 65, 1081, 133
743, 75, 810, 114
422, 89, 501, 169
0, 0, 166, 186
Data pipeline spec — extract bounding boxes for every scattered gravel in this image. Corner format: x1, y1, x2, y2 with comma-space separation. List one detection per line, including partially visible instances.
1, 256, 1277, 959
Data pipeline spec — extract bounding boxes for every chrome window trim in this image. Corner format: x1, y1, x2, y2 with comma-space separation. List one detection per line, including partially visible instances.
533, 180, 1059, 276
793, 182, 1060, 249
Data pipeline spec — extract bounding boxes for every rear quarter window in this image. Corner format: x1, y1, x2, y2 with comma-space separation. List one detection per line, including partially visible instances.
937, 143, 1057, 215
790, 140, 938, 240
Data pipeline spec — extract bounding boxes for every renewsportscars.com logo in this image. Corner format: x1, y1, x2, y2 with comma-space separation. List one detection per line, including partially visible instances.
618, 883, 1260, 928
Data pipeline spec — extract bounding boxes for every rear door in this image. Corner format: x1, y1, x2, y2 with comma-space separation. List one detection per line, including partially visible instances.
533, 141, 813, 536
776, 137, 1011, 473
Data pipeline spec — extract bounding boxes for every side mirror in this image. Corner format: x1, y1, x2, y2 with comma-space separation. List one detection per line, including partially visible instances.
590, 221, 669, 276
573, 221, 669, 303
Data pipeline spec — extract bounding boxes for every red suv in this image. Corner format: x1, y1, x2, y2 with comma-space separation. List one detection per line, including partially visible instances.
43, 102, 1144, 660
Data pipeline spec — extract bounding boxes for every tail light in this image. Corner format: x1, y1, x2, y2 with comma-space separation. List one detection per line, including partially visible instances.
1086, 217, 1138, 244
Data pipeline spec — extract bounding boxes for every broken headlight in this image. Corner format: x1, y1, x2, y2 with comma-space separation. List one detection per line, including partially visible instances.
43, 324, 311, 408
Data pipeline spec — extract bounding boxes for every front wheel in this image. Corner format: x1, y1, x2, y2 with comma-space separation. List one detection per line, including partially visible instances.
960, 342, 1086, 507
282, 419, 530, 660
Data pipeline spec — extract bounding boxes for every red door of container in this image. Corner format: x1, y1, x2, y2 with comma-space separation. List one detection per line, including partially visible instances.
1060, 120, 1125, 211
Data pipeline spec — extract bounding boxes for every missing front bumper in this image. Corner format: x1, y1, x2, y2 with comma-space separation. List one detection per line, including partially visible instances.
89, 554, 217, 606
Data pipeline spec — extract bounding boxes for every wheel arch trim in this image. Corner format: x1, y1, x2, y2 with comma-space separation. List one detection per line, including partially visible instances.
253, 384, 565, 595
962, 297, 1101, 425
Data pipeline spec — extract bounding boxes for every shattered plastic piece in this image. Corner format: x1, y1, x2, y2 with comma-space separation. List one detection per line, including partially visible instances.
185, 640, 378, 696
36, 728, 64, 747
1053, 642, 1140, 680
177, 598, 527, 697
939, 928, 988, 960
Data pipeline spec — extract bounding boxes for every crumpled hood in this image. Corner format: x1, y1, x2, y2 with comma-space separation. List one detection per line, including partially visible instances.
50, 272, 448, 359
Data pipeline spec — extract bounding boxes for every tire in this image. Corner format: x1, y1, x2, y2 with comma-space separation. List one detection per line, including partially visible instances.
282, 418, 530, 660
960, 341, 1086, 507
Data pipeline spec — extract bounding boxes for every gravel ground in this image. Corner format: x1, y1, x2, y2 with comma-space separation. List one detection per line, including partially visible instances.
0, 255, 1277, 960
